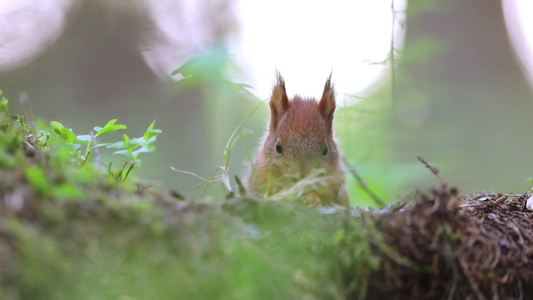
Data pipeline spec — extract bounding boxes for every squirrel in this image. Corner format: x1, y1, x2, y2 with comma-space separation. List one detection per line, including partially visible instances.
246, 73, 350, 206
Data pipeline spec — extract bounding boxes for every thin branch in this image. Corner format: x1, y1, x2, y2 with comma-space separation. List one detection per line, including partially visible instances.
170, 167, 210, 182
343, 158, 386, 207
91, 131, 100, 167
417, 156, 448, 190
19, 92, 35, 130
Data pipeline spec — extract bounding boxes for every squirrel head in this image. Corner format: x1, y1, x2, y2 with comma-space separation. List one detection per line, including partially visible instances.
263, 72, 340, 179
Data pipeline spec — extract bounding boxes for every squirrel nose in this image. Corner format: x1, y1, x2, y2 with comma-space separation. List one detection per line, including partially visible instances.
293, 162, 310, 178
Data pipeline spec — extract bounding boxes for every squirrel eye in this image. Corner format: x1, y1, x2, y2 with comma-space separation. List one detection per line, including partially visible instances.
275, 142, 283, 154
322, 144, 328, 156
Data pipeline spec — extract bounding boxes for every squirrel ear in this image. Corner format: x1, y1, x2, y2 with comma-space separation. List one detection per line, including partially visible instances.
269, 72, 289, 131
319, 74, 336, 132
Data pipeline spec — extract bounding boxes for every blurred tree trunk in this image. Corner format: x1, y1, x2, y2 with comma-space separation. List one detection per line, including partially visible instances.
393, 0, 533, 191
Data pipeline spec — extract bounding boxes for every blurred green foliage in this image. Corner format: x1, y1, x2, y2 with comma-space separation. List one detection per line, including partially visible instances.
336, 90, 428, 207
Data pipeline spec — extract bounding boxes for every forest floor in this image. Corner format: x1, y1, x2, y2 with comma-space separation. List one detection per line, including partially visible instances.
0, 92, 532, 300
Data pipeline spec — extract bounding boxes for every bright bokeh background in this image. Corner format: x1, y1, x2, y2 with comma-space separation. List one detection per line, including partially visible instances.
503, 0, 533, 88
1, 0, 533, 204
232, 0, 406, 102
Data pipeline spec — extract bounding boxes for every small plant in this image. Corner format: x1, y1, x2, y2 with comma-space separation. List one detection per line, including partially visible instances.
50, 119, 161, 181
171, 99, 265, 198
51, 119, 127, 164
106, 120, 161, 166
215, 100, 265, 194
106, 120, 162, 181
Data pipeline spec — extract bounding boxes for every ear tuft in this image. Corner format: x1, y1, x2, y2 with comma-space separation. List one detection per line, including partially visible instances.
269, 71, 289, 131
318, 73, 336, 132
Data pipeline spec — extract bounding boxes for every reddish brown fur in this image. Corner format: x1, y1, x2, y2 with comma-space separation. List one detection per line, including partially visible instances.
269, 73, 289, 132
319, 75, 336, 133
246, 73, 349, 206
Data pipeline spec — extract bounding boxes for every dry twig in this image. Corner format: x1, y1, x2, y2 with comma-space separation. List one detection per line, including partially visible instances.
417, 156, 447, 190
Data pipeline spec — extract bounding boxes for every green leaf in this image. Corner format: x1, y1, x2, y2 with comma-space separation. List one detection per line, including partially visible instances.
145, 136, 157, 145
76, 135, 92, 142
105, 119, 118, 127
62, 128, 76, 144
128, 137, 143, 147
144, 129, 161, 141
51, 121, 77, 143
133, 144, 156, 156
99, 125, 127, 135
143, 120, 161, 141
106, 141, 125, 149
147, 119, 156, 132
50, 121, 66, 136
94, 142, 111, 148
123, 134, 130, 147
94, 119, 127, 137
113, 149, 130, 156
